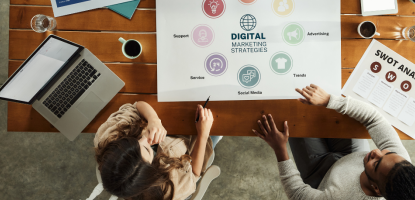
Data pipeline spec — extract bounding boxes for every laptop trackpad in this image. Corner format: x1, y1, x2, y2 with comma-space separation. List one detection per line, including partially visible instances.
76, 92, 105, 119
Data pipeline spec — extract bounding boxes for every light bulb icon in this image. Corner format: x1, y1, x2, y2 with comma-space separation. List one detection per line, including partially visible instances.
208, 0, 220, 14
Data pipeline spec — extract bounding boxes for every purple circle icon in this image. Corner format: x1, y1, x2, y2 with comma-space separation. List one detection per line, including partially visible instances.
192, 24, 215, 48
204, 53, 228, 76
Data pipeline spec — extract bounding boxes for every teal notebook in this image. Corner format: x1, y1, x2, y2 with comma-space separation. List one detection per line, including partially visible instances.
108, 0, 141, 19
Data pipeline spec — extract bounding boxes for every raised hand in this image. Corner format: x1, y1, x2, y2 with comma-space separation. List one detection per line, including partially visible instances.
252, 114, 289, 158
295, 84, 331, 107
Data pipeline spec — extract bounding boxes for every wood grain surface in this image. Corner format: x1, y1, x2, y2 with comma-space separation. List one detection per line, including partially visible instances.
7, 92, 412, 139
8, 0, 415, 16
7, 0, 415, 140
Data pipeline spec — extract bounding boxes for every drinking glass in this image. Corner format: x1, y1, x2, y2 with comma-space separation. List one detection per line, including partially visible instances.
402, 26, 415, 42
31, 14, 57, 33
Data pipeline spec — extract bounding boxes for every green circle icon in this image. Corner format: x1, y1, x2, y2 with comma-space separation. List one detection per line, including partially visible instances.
237, 65, 261, 89
282, 23, 305, 46
270, 52, 293, 75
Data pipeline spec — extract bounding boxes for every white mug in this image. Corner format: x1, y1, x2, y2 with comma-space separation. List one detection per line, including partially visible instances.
119, 37, 142, 59
357, 21, 380, 39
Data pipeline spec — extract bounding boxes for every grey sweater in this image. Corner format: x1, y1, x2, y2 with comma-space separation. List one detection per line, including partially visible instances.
278, 95, 411, 200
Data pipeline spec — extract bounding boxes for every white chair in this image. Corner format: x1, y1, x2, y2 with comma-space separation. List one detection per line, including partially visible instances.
87, 152, 221, 200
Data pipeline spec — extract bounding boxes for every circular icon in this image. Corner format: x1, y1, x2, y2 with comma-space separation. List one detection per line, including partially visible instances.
237, 65, 261, 89
385, 71, 397, 82
272, 0, 295, 17
270, 52, 293, 75
239, 0, 258, 5
401, 81, 412, 92
240, 14, 257, 31
282, 23, 305, 46
204, 53, 228, 76
202, 0, 226, 19
192, 25, 215, 48
370, 62, 382, 73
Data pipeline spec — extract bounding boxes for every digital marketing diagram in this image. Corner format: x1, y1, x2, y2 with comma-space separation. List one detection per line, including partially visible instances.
157, 0, 341, 102
343, 40, 415, 139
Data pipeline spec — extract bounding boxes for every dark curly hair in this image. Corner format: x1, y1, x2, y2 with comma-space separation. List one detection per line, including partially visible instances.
384, 160, 415, 200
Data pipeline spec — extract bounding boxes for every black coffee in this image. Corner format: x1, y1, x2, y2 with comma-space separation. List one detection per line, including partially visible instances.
360, 22, 376, 37
124, 40, 141, 57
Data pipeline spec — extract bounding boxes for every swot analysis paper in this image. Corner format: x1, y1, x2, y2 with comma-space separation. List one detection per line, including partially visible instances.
157, 0, 341, 102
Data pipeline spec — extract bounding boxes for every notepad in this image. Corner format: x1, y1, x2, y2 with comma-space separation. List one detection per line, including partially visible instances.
361, 0, 398, 16
108, 0, 141, 19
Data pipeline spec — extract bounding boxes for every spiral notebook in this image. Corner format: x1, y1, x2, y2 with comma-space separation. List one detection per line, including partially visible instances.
108, 0, 141, 19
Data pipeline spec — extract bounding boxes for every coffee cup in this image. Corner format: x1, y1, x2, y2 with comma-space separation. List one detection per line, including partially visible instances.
358, 21, 380, 39
119, 37, 142, 59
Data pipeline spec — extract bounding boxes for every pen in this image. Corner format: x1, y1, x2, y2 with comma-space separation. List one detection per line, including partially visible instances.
196, 95, 210, 123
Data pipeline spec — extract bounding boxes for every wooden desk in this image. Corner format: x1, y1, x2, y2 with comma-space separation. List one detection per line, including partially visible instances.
7, 0, 415, 139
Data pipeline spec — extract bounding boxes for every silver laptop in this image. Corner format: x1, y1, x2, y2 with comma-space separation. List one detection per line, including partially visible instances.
0, 35, 125, 141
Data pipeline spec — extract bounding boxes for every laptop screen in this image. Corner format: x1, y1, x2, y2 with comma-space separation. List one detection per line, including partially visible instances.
0, 36, 82, 104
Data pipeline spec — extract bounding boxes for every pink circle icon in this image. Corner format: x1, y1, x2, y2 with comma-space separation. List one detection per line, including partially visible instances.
202, 0, 226, 19
191, 24, 215, 48
239, 0, 257, 5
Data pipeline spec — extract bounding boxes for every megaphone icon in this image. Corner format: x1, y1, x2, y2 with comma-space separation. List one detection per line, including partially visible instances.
287, 28, 300, 40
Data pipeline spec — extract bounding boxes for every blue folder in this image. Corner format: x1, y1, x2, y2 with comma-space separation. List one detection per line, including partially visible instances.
107, 0, 141, 20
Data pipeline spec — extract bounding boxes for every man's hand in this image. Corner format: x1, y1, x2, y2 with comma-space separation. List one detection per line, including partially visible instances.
295, 84, 330, 107
195, 105, 213, 140
252, 114, 289, 161
146, 119, 167, 145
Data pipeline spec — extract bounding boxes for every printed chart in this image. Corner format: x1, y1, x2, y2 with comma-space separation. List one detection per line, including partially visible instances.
343, 40, 415, 139
157, 0, 341, 102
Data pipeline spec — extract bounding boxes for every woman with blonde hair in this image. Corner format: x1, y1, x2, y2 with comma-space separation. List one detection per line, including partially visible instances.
93, 101, 220, 200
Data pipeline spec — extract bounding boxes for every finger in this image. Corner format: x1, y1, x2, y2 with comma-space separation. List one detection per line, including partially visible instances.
298, 98, 311, 105
295, 88, 304, 96
284, 121, 290, 137
208, 109, 213, 119
147, 129, 156, 144
204, 108, 208, 118
198, 105, 205, 120
252, 129, 265, 140
195, 105, 200, 120
295, 88, 309, 100
302, 90, 312, 100
267, 114, 280, 132
262, 115, 271, 133
306, 86, 316, 92
257, 120, 268, 136
303, 87, 313, 96
310, 84, 319, 89
154, 130, 161, 144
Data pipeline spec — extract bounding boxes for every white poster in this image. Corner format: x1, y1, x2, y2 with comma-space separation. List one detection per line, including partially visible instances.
157, 0, 341, 102
343, 40, 415, 139
51, 0, 132, 17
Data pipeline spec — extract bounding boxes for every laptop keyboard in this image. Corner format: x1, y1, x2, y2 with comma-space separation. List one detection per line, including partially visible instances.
42, 59, 101, 118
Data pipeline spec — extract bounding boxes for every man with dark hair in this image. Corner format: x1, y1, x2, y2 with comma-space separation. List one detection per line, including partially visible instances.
253, 84, 415, 200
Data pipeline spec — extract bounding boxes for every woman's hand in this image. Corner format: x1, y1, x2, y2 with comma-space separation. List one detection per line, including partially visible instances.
295, 84, 330, 107
195, 105, 213, 139
146, 119, 167, 145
